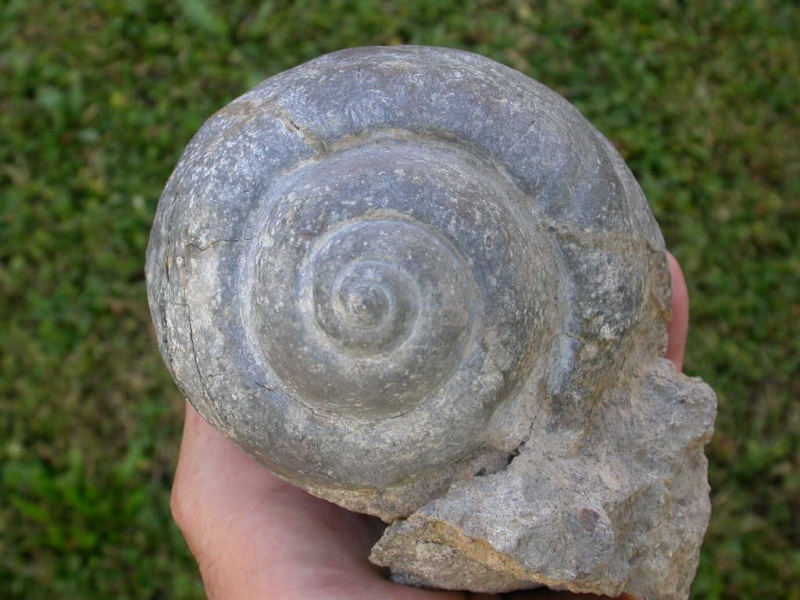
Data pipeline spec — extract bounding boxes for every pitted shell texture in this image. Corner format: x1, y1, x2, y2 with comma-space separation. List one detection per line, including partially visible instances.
250, 137, 551, 423
146, 46, 668, 517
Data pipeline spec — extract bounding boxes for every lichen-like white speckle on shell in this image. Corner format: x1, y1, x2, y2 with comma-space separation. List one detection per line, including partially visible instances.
146, 47, 716, 600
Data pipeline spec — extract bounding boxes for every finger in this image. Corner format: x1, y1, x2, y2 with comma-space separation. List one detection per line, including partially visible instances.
665, 252, 689, 372
171, 403, 373, 595
172, 402, 464, 599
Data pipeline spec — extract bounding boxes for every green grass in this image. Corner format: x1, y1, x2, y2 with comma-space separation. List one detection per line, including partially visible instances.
1, 1, 797, 598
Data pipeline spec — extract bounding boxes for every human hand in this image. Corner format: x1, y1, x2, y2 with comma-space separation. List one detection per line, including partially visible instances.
170, 253, 689, 600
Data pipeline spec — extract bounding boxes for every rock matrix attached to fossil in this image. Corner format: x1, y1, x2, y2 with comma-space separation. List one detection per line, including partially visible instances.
146, 46, 717, 599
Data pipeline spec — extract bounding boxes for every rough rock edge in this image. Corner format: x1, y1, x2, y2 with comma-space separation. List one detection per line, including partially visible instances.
370, 361, 717, 600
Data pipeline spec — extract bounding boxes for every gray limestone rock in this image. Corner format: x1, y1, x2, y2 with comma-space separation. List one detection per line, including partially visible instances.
145, 46, 717, 599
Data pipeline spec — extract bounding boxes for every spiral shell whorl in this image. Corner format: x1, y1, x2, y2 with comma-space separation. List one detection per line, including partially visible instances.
257, 214, 480, 419
146, 46, 666, 516
250, 134, 551, 425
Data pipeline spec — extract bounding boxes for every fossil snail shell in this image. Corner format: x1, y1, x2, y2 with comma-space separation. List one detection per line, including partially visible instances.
146, 46, 670, 519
